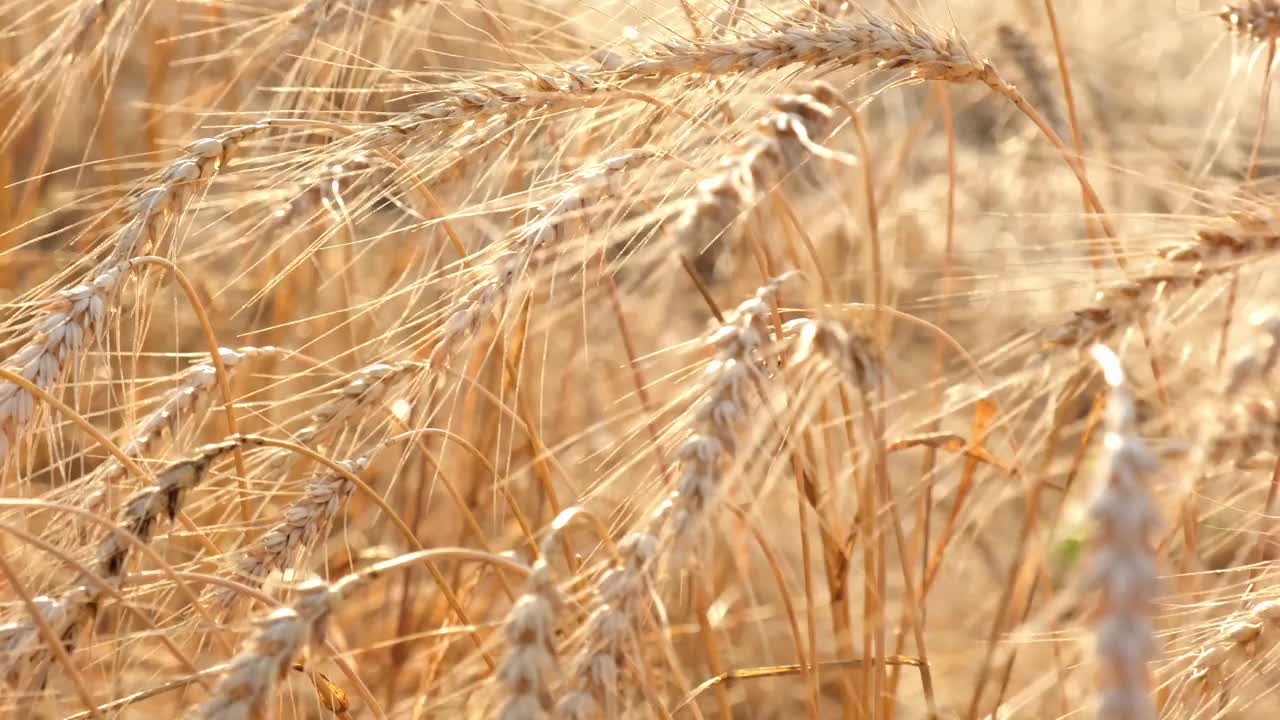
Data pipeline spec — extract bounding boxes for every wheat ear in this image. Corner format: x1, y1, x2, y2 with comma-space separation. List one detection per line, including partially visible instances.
494, 517, 570, 720
557, 277, 790, 717
213, 448, 377, 606
1046, 212, 1280, 348
195, 548, 529, 719
88, 347, 282, 492
1087, 345, 1161, 720
0, 437, 263, 683
188, 579, 335, 720
0, 123, 271, 467
674, 84, 841, 278
431, 149, 655, 365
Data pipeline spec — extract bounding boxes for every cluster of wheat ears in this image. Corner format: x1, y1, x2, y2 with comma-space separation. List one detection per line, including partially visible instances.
6, 0, 1280, 718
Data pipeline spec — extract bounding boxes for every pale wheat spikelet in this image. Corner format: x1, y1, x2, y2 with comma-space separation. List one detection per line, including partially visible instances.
0, 437, 262, 682
494, 518, 569, 720
368, 71, 623, 148
556, 278, 794, 716
1186, 598, 1280, 684
253, 360, 420, 490
0, 122, 272, 467
556, 532, 658, 720
292, 360, 422, 447
676, 84, 840, 277
189, 580, 334, 720
0, 587, 94, 686
787, 317, 883, 391
1087, 345, 1162, 720
605, 13, 1000, 85
656, 279, 783, 543
431, 149, 656, 365
214, 449, 377, 606
87, 347, 283, 493
105, 122, 274, 267
1222, 1, 1280, 43
1045, 212, 1280, 348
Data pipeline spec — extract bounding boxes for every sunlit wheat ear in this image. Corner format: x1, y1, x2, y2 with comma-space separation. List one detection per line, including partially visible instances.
1222, 1, 1280, 44
1186, 597, 1280, 686
84, 346, 283, 499
188, 580, 334, 720
212, 447, 378, 608
556, 276, 793, 717
0, 123, 271, 468
285, 360, 423, 450
1045, 212, 1280, 348
430, 149, 657, 366
494, 514, 571, 720
656, 277, 785, 551
605, 12, 999, 84
366, 70, 624, 149
1086, 345, 1162, 720
786, 317, 884, 411
556, 531, 658, 720
674, 84, 843, 278
0, 436, 263, 684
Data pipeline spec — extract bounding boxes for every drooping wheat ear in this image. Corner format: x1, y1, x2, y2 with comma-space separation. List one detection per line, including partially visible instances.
1206, 313, 1280, 465
494, 516, 570, 720
0, 586, 94, 686
213, 448, 378, 607
189, 579, 334, 720
1045, 212, 1280, 348
97, 437, 264, 578
605, 13, 999, 84
787, 316, 883, 391
431, 149, 657, 366
1222, 1, 1280, 43
88, 346, 283, 492
556, 531, 658, 720
556, 277, 791, 717
253, 360, 421, 491
1087, 345, 1162, 720
292, 360, 423, 447
996, 23, 1068, 142
366, 71, 630, 148
1186, 597, 1280, 684
0, 122, 272, 467
674, 84, 840, 277
0, 436, 263, 682
656, 278, 783, 546
606, 11, 1114, 235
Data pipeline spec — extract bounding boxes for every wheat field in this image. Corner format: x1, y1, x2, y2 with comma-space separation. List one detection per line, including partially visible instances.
0, 0, 1277, 718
